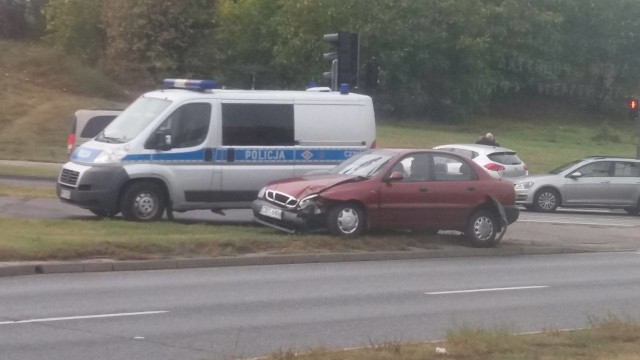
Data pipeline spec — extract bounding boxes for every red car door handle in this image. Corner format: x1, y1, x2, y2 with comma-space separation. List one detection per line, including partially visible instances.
419, 187, 428, 192
467, 187, 476, 191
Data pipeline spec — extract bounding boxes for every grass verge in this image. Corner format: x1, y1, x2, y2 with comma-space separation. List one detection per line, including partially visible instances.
0, 217, 445, 261
0, 164, 61, 179
262, 315, 640, 360
0, 184, 55, 198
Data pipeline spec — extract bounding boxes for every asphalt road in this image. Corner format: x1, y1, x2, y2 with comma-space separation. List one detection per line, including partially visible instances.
1, 252, 639, 360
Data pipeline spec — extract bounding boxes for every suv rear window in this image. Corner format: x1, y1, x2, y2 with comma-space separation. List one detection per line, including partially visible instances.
80, 115, 118, 138
488, 152, 522, 165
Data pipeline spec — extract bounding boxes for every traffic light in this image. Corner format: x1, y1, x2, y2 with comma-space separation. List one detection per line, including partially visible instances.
628, 98, 639, 120
323, 31, 359, 90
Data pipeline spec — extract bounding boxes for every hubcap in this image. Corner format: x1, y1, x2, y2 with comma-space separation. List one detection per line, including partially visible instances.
473, 216, 494, 241
538, 192, 556, 210
337, 208, 359, 234
133, 192, 158, 219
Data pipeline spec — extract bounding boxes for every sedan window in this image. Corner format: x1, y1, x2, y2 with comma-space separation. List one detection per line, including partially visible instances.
406, 154, 430, 182
575, 161, 612, 177
433, 154, 475, 181
614, 162, 640, 177
549, 159, 583, 174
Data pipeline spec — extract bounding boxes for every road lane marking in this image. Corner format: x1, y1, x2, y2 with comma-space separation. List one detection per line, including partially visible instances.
425, 285, 549, 295
0, 310, 168, 325
518, 219, 636, 227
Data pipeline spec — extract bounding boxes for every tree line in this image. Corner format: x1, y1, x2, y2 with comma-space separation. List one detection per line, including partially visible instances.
2, 0, 640, 120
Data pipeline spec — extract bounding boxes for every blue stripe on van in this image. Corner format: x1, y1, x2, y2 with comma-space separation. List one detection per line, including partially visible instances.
123, 149, 205, 162
120, 148, 365, 163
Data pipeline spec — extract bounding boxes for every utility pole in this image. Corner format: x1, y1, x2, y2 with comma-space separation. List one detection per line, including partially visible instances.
629, 98, 640, 158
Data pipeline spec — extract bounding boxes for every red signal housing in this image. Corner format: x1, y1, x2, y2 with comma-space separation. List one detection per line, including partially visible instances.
628, 98, 640, 120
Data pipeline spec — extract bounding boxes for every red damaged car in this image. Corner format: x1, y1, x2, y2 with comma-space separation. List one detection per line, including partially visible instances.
252, 149, 519, 247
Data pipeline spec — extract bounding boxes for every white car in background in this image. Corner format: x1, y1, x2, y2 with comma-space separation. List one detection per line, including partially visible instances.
67, 109, 122, 156
434, 144, 528, 179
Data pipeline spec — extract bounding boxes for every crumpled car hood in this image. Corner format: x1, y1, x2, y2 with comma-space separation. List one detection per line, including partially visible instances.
266, 174, 363, 200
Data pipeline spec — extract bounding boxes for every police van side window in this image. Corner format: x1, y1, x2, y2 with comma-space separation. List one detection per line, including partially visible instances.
222, 103, 294, 146
159, 103, 211, 148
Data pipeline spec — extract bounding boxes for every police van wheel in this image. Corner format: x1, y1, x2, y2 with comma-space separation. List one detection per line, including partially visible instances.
327, 203, 365, 237
121, 182, 166, 221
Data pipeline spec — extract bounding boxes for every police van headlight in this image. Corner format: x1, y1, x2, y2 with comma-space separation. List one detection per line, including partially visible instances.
94, 146, 129, 164
257, 186, 267, 198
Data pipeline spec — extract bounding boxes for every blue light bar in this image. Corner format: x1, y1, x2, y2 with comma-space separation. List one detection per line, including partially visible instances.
163, 79, 218, 90
339, 83, 350, 94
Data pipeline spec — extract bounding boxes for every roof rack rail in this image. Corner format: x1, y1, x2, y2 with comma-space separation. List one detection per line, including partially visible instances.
583, 155, 638, 160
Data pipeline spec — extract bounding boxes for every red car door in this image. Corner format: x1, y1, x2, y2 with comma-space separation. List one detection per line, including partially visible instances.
427, 154, 485, 227
377, 153, 435, 227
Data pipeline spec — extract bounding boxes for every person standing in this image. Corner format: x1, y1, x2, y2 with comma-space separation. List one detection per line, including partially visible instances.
475, 132, 500, 146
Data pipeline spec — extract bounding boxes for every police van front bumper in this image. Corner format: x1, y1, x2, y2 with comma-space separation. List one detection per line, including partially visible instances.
57, 163, 130, 213
252, 199, 323, 232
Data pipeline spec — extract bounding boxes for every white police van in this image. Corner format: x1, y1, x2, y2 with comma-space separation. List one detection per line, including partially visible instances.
57, 79, 376, 221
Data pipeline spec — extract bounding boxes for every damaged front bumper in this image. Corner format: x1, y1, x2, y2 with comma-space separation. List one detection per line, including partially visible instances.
251, 198, 325, 233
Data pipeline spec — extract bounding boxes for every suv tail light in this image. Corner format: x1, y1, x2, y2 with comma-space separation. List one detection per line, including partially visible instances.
370, 140, 377, 149
484, 162, 505, 171
67, 133, 76, 156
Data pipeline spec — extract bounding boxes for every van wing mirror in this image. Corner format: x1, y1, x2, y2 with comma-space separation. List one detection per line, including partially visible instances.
151, 128, 172, 151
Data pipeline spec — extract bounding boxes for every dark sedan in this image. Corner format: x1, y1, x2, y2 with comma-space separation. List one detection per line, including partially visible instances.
253, 149, 519, 247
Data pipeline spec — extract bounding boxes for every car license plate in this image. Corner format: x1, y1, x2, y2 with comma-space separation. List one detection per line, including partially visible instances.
60, 189, 71, 199
260, 205, 282, 220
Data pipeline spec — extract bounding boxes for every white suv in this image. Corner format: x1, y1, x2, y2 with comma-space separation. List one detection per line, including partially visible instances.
67, 109, 122, 156
434, 144, 528, 179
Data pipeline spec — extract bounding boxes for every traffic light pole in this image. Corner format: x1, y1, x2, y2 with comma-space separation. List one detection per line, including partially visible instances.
636, 116, 640, 159
627, 98, 640, 158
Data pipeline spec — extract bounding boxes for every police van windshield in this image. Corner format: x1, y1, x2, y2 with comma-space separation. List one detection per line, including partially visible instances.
330, 150, 393, 177
96, 97, 171, 144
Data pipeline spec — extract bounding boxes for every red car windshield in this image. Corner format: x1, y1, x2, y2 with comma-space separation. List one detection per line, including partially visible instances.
330, 150, 394, 177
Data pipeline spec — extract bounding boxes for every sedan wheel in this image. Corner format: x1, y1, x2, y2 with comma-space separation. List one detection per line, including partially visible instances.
466, 209, 499, 247
327, 203, 365, 236
534, 188, 560, 212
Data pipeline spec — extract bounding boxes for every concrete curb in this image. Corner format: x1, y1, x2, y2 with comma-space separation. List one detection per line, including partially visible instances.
0, 246, 600, 278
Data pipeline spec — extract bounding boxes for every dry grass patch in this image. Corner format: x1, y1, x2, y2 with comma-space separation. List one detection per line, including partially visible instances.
0, 217, 445, 261
262, 316, 640, 360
